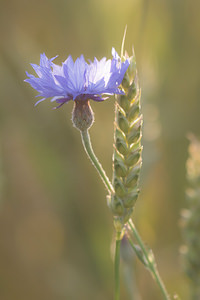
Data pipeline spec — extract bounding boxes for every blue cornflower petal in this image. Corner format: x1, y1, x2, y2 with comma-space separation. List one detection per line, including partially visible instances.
104, 48, 130, 94
25, 49, 129, 107
34, 98, 46, 106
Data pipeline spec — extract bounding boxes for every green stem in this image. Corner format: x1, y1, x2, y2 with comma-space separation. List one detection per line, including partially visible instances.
80, 129, 122, 299
128, 220, 170, 300
80, 129, 170, 299
115, 232, 122, 300
80, 130, 114, 194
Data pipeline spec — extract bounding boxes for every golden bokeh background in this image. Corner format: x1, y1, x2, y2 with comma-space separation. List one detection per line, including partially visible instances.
1, 0, 200, 299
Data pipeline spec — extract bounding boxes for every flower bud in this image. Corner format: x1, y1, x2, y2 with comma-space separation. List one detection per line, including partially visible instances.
72, 100, 94, 131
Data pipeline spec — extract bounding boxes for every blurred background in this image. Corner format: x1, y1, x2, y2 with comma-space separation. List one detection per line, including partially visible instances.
0, 0, 200, 299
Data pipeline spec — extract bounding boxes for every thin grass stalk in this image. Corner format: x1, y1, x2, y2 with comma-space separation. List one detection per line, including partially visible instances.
128, 220, 171, 300
115, 233, 122, 300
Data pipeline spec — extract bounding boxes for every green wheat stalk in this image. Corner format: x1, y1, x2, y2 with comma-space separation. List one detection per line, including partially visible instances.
108, 46, 142, 232
108, 29, 171, 300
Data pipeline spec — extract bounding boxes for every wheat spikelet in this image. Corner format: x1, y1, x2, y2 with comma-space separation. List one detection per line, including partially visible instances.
180, 134, 200, 298
108, 48, 143, 230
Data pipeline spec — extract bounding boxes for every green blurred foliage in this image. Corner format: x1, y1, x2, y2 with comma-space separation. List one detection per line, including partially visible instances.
0, 0, 200, 299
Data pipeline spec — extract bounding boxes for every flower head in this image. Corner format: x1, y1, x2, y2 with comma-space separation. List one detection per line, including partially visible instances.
25, 48, 130, 108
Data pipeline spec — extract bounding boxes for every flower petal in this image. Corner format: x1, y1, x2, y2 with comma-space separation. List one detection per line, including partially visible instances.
25, 48, 130, 107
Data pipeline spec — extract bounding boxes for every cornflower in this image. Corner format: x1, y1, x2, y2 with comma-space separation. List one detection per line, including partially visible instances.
25, 49, 129, 130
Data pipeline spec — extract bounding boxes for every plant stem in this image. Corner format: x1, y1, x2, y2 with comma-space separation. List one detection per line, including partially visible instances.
80, 129, 170, 300
115, 232, 122, 300
80, 130, 114, 194
80, 129, 122, 299
128, 220, 170, 300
